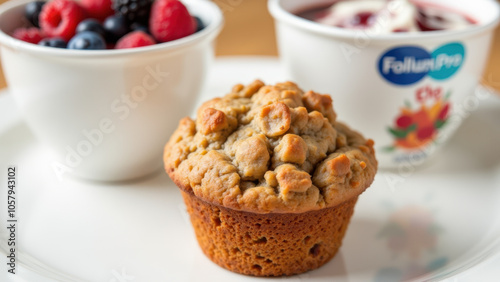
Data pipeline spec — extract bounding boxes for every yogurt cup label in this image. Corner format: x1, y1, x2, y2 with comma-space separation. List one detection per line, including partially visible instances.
378, 42, 466, 165
378, 42, 466, 85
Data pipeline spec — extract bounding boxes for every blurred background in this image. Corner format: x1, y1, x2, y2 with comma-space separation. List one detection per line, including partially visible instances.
0, 0, 499, 91
213, 0, 500, 91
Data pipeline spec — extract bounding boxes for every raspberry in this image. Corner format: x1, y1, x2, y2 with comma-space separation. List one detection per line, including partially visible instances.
39, 0, 86, 41
80, 0, 114, 21
149, 0, 195, 43
12, 28, 45, 44
115, 31, 156, 49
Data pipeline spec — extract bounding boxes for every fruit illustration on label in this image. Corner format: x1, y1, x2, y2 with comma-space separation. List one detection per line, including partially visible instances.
386, 87, 451, 150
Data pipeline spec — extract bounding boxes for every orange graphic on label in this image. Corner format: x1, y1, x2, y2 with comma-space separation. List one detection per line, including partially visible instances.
386, 87, 451, 151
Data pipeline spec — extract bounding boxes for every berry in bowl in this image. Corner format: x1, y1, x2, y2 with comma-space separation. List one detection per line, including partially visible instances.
269, 0, 500, 169
0, 0, 223, 181
11, 0, 204, 49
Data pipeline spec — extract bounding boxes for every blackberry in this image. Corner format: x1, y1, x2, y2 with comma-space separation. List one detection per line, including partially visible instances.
112, 0, 154, 24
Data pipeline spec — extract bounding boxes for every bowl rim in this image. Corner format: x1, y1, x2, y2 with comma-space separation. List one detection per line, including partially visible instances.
0, 0, 224, 57
268, 0, 500, 42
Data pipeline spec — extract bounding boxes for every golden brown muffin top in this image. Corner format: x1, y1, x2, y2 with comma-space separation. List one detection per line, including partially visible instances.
164, 80, 377, 214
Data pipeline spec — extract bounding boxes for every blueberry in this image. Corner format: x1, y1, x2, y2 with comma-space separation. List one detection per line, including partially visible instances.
76, 19, 106, 38
130, 22, 149, 34
194, 16, 204, 32
103, 15, 130, 43
68, 32, 106, 50
38, 38, 67, 48
25, 1, 45, 28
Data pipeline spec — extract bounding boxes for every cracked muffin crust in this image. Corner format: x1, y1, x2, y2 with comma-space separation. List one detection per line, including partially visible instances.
164, 80, 377, 214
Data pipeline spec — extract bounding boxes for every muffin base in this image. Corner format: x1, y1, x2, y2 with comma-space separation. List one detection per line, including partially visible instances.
181, 190, 358, 277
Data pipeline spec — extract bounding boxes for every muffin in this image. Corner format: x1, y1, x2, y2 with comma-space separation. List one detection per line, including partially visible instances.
164, 80, 377, 276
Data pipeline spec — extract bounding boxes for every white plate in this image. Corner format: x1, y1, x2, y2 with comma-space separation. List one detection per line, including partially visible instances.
1, 57, 500, 282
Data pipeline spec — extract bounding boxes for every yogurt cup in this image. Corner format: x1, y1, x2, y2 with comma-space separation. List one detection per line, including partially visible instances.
0, 0, 223, 181
269, 0, 500, 169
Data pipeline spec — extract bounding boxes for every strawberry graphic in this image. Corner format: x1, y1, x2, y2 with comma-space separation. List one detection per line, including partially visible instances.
386, 91, 451, 151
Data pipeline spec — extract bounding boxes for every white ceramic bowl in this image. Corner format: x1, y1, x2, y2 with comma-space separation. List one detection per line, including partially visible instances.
0, 0, 223, 181
269, 0, 500, 169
